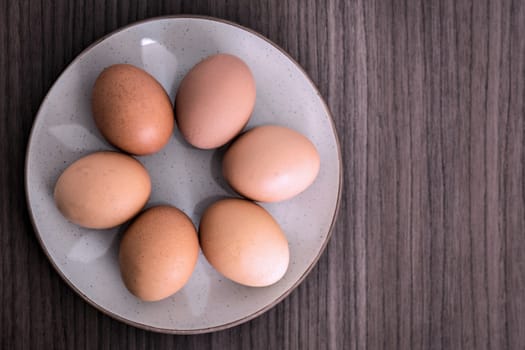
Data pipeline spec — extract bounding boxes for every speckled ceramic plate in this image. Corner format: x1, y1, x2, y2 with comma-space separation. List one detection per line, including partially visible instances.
25, 15, 342, 334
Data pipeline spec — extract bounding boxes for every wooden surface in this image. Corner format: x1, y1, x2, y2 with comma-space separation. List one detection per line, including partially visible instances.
1, 0, 525, 349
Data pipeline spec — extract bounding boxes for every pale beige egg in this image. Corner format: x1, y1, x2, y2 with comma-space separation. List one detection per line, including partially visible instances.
199, 198, 289, 287
223, 125, 320, 202
54, 151, 151, 229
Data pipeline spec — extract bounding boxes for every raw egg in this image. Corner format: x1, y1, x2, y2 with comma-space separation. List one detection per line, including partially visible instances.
199, 198, 289, 287
119, 205, 199, 302
54, 151, 151, 229
91, 64, 174, 155
175, 54, 256, 149
222, 125, 320, 202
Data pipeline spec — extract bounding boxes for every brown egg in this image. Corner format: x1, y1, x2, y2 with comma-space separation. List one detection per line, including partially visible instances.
175, 54, 256, 149
222, 125, 320, 202
91, 64, 174, 155
199, 198, 289, 287
54, 151, 151, 229
119, 206, 199, 302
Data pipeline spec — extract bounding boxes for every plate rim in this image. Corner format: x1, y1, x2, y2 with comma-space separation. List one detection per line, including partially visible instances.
24, 14, 343, 334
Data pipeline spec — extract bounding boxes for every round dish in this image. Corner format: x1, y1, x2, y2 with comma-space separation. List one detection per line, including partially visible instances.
25, 15, 342, 333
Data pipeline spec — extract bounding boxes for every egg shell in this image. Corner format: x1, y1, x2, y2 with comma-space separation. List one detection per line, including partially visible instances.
119, 205, 199, 302
222, 125, 320, 202
54, 151, 151, 229
175, 54, 256, 149
199, 198, 289, 287
91, 64, 174, 155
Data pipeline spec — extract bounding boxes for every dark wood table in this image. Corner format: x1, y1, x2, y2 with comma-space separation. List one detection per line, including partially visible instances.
2, 1, 525, 349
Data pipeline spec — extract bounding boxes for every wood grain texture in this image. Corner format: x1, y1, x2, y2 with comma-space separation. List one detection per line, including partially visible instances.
1, 0, 524, 349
